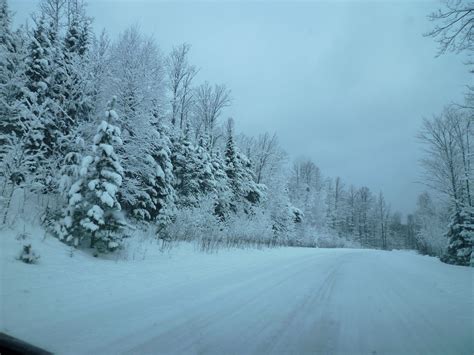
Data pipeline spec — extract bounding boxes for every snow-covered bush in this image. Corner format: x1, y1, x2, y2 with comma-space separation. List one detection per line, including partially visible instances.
315, 234, 354, 248
414, 193, 448, 257
306, 227, 359, 249
223, 209, 274, 249
15, 230, 31, 241
164, 199, 278, 252
18, 244, 40, 264
164, 197, 223, 246
416, 222, 446, 257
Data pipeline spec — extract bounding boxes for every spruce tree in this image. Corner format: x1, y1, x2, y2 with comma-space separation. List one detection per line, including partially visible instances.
441, 207, 473, 266
19, 16, 59, 188
209, 149, 230, 218
0, 0, 12, 48
82, 97, 125, 252
172, 130, 203, 207
0, 0, 26, 155
149, 123, 176, 230
24, 16, 53, 105
224, 120, 264, 212
55, 151, 91, 247
61, 17, 92, 126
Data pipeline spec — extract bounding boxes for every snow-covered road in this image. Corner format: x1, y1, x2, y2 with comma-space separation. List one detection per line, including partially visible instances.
1, 236, 473, 354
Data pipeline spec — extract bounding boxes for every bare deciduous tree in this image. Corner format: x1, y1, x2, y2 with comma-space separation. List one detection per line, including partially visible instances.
376, 191, 390, 250
166, 43, 198, 128
418, 106, 473, 265
39, 0, 66, 33
426, 1, 474, 108
193, 82, 231, 145
418, 107, 471, 211
39, 0, 87, 34
237, 132, 285, 184
426, 0, 474, 55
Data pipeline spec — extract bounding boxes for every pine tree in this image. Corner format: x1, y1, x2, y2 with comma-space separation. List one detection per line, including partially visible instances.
18, 16, 59, 187
55, 151, 91, 247
82, 97, 125, 252
209, 148, 231, 218
61, 17, 92, 126
266, 179, 297, 246
441, 206, 473, 266
24, 16, 54, 105
149, 123, 176, 230
0, 0, 26, 151
195, 142, 219, 198
171, 130, 201, 207
224, 120, 264, 213
126, 121, 176, 225
77, 19, 90, 56
171, 130, 219, 208
0, 0, 12, 47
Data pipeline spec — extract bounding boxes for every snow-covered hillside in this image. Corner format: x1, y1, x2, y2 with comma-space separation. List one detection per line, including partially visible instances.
1, 230, 472, 355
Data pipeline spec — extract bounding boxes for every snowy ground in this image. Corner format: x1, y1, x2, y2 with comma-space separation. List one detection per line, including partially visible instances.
1, 229, 473, 355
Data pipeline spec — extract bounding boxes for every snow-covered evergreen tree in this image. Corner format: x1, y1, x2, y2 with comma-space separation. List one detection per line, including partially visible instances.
149, 124, 176, 230
266, 180, 297, 246
195, 141, 220, 199
224, 120, 265, 213
171, 130, 200, 207
23, 16, 54, 106
61, 16, 92, 125
123, 119, 176, 227
18, 16, 60, 191
172, 129, 221, 209
0, 0, 26, 148
209, 148, 231, 218
441, 206, 473, 266
55, 151, 91, 247
64, 97, 126, 252
86, 98, 125, 251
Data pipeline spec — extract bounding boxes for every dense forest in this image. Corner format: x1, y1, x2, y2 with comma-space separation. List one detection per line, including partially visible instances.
0, 0, 472, 265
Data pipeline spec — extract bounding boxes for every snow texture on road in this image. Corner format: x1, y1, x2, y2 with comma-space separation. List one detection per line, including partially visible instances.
1, 232, 473, 355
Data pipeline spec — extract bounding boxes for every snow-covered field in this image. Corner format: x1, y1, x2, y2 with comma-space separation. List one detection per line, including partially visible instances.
1, 230, 472, 355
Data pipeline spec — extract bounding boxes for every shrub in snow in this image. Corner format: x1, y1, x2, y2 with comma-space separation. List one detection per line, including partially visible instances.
18, 244, 40, 264
413, 192, 448, 257
164, 197, 223, 245
223, 209, 274, 250
15, 230, 31, 241
315, 233, 351, 248
415, 221, 446, 257
164, 198, 284, 252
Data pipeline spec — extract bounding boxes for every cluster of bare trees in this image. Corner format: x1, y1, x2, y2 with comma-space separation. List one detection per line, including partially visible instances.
165, 43, 232, 148
287, 159, 411, 249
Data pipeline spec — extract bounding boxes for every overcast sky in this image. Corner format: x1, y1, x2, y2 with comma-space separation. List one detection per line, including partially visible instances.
10, 0, 469, 215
